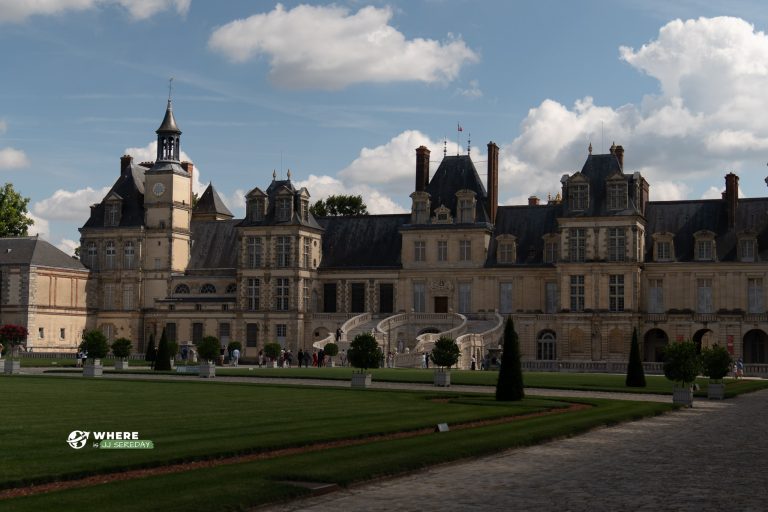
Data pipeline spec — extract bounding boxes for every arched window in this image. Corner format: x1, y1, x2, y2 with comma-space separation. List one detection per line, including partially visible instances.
225, 283, 237, 294
537, 331, 557, 360
200, 283, 216, 294
174, 284, 190, 294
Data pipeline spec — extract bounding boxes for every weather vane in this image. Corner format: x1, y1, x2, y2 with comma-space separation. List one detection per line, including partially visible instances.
168, 77, 174, 102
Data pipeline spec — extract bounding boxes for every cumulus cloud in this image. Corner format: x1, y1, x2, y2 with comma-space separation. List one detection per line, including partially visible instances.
0, 147, 30, 169
208, 4, 479, 90
456, 79, 483, 99
33, 186, 111, 221
27, 211, 49, 239
295, 174, 407, 215
0, 0, 190, 23
57, 238, 80, 256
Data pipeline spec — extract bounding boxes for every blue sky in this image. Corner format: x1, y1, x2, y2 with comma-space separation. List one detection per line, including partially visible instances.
2, 0, 768, 254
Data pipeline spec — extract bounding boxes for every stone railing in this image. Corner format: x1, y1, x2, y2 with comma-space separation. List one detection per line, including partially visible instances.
520, 360, 665, 374
312, 331, 336, 351
456, 312, 503, 369
340, 312, 371, 343
413, 313, 466, 353
16, 351, 146, 360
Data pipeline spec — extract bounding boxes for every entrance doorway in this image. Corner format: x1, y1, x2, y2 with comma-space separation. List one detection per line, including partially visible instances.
434, 296, 448, 313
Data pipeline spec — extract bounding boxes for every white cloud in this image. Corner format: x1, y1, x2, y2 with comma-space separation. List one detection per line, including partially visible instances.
57, 238, 79, 256
124, 140, 204, 195
0, 0, 190, 23
295, 174, 406, 215
33, 186, 111, 221
0, 147, 29, 169
208, 4, 479, 90
27, 212, 49, 239
456, 79, 483, 99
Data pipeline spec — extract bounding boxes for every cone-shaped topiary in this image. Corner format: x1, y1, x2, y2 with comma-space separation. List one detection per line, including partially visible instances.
154, 328, 172, 371
430, 336, 461, 369
348, 332, 382, 372
495, 317, 524, 401
625, 327, 646, 387
144, 334, 156, 362
111, 338, 132, 361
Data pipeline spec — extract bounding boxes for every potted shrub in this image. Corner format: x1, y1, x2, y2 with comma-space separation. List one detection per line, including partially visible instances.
111, 338, 132, 370
347, 332, 381, 388
195, 336, 220, 378
663, 340, 701, 407
263, 342, 282, 368
80, 330, 109, 378
430, 336, 460, 387
324, 342, 339, 367
701, 344, 731, 400
0, 324, 28, 375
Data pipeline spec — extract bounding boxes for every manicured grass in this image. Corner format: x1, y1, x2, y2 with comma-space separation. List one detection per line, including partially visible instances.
2, 396, 671, 512
0, 375, 561, 488
16, 357, 147, 368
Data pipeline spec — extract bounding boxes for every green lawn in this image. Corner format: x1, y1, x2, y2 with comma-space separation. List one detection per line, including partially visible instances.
0, 374, 672, 512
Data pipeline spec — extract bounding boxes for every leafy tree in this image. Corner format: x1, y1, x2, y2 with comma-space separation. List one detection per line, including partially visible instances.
701, 344, 731, 382
110, 338, 132, 360
496, 317, 524, 401
144, 334, 156, 362
263, 342, 282, 361
625, 328, 646, 387
348, 332, 382, 372
663, 341, 701, 387
154, 328, 171, 371
430, 336, 461, 369
79, 330, 109, 360
196, 336, 221, 363
324, 342, 339, 364
0, 324, 28, 358
310, 194, 368, 217
0, 183, 34, 237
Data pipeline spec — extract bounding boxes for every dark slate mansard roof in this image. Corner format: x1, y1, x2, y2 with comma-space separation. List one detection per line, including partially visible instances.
488, 204, 562, 265
0, 237, 85, 271
317, 214, 409, 269
187, 219, 240, 273
563, 152, 644, 218
193, 183, 233, 218
82, 160, 146, 229
238, 179, 322, 230
424, 155, 491, 224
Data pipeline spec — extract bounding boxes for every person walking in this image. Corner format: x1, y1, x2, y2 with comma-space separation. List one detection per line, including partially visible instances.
318, 349, 325, 368
297, 348, 304, 368
231, 347, 240, 367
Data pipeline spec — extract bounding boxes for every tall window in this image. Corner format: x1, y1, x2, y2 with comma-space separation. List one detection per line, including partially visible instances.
648, 279, 664, 313
86, 242, 98, 269
276, 324, 287, 346
247, 278, 260, 311
458, 283, 471, 314
192, 323, 203, 344
569, 228, 586, 262
413, 282, 426, 313
252, 198, 266, 221
323, 283, 337, 313
303, 279, 310, 311
544, 241, 558, 263
277, 198, 291, 221
656, 241, 671, 262
122, 285, 133, 310
748, 278, 763, 314
106, 203, 120, 226
276, 278, 289, 311
609, 274, 624, 312
607, 228, 626, 262
740, 239, 756, 262
545, 282, 558, 314
247, 237, 263, 268
607, 182, 627, 210
437, 240, 448, 262
105, 241, 116, 269
697, 278, 713, 313
123, 241, 135, 269
350, 283, 366, 313
103, 284, 114, 310
459, 240, 471, 261
413, 200, 428, 224
696, 240, 714, 261
570, 275, 585, 312
414, 241, 426, 262
276, 236, 291, 267
498, 242, 515, 264
458, 199, 474, 223
569, 183, 588, 211
499, 282, 513, 315
303, 238, 311, 268
219, 323, 231, 343
246, 323, 259, 347
537, 332, 556, 360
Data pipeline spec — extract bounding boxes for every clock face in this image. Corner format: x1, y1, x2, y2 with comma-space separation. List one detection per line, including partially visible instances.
153, 182, 166, 197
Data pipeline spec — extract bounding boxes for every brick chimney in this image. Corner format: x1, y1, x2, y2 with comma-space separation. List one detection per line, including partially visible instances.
614, 145, 624, 170
723, 172, 739, 229
487, 142, 499, 224
120, 154, 133, 176
415, 146, 430, 192
181, 161, 194, 176
528, 196, 540, 206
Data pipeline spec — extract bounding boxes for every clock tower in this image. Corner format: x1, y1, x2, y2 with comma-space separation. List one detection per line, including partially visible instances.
143, 98, 193, 307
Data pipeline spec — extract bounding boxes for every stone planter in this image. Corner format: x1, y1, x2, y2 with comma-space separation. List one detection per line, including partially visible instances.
673, 385, 693, 407
707, 383, 725, 400
351, 373, 372, 388
4, 358, 20, 375
83, 359, 103, 378
114, 360, 129, 371
433, 369, 451, 387
199, 362, 216, 378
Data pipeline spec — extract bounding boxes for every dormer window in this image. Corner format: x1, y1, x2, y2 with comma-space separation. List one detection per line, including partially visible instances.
105, 203, 121, 227
456, 190, 477, 223
496, 235, 517, 264
252, 198, 267, 221
432, 205, 453, 224
410, 191, 430, 224
543, 233, 559, 263
607, 180, 627, 210
652, 232, 675, 262
569, 181, 589, 211
738, 235, 757, 262
694, 230, 716, 261
301, 200, 309, 221
277, 197, 292, 221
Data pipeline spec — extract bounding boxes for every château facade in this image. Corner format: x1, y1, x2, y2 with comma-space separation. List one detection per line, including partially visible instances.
70, 100, 768, 369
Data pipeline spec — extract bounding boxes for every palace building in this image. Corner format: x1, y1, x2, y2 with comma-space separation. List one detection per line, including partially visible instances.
69, 100, 768, 370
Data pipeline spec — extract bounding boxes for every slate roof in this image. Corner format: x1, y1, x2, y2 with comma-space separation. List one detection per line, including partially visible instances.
564, 153, 644, 217
488, 204, 562, 265
188, 220, 240, 270
0, 237, 86, 271
156, 100, 180, 134
425, 155, 491, 223
193, 184, 233, 218
317, 214, 410, 269
238, 179, 323, 230
81, 162, 145, 229
645, 197, 768, 262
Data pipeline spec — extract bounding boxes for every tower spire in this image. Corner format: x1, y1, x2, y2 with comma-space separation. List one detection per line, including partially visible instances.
155, 85, 181, 162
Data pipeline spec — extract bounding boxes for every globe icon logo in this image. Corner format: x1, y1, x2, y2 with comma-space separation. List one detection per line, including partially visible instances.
67, 430, 90, 449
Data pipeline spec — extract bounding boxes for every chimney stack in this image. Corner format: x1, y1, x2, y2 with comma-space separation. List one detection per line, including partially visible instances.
723, 172, 739, 229
181, 161, 194, 176
528, 196, 540, 206
415, 146, 430, 192
614, 145, 624, 170
487, 142, 499, 224
120, 154, 133, 176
